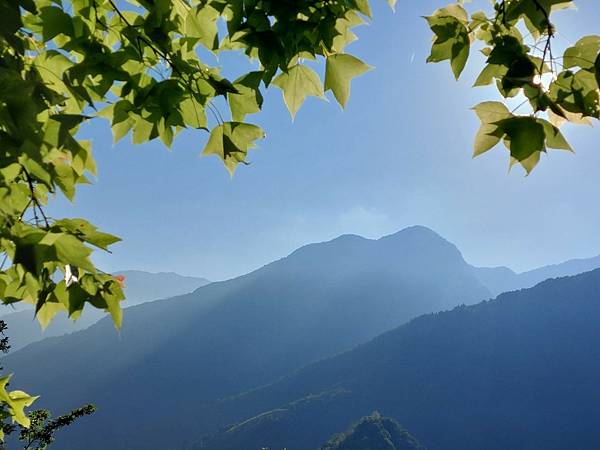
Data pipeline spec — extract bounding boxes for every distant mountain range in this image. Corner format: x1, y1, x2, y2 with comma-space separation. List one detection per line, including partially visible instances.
2, 226, 600, 449
472, 254, 600, 296
2, 271, 210, 351
199, 269, 600, 450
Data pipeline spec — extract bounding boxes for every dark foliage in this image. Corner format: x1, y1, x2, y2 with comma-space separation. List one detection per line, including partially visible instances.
13, 405, 95, 450
0, 321, 95, 449
320, 412, 425, 450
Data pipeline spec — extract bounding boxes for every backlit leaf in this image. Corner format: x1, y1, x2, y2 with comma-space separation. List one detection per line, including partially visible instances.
273, 65, 325, 119
229, 72, 264, 122
202, 122, 265, 175
426, 14, 470, 79
325, 54, 371, 108
563, 36, 600, 69
472, 102, 512, 157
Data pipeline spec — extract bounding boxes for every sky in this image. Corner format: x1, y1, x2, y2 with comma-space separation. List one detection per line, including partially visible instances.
50, 1, 600, 281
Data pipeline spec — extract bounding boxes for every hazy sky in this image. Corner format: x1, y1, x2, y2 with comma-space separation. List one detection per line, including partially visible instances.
51, 1, 600, 281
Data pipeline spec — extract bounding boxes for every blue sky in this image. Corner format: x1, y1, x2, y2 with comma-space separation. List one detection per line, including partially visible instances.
51, 1, 600, 281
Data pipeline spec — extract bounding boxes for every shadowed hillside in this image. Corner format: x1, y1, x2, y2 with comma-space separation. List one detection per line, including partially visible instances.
201, 269, 600, 450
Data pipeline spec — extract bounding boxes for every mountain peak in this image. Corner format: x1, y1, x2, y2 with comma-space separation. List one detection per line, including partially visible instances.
379, 225, 445, 242
284, 233, 369, 262
375, 225, 466, 267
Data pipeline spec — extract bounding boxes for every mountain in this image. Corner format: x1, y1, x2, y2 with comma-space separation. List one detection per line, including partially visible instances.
2, 271, 210, 351
201, 269, 600, 450
517, 254, 600, 289
319, 413, 425, 450
2, 226, 493, 450
472, 255, 600, 296
112, 270, 211, 307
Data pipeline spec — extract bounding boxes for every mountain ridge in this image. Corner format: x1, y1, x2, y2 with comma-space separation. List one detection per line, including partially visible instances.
472, 254, 600, 296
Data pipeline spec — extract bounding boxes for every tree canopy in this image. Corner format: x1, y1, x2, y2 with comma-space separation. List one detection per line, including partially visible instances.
0, 0, 598, 436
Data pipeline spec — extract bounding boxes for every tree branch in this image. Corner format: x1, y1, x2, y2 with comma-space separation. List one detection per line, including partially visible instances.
21, 166, 49, 228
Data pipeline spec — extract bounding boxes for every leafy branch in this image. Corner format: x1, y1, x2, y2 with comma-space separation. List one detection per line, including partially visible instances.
426, 0, 599, 173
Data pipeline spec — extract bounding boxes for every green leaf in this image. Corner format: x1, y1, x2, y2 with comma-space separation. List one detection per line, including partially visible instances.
331, 12, 363, 53
51, 218, 121, 251
180, 96, 207, 129
506, 0, 574, 39
157, 119, 174, 148
512, 151, 541, 175
12, 228, 53, 277
52, 280, 87, 319
537, 118, 573, 151
273, 64, 325, 119
34, 6, 73, 42
502, 56, 537, 91
185, 4, 219, 50
325, 54, 371, 108
103, 101, 134, 144
354, 0, 372, 18
474, 64, 507, 87
132, 115, 155, 145
472, 102, 512, 156
19, 156, 52, 188
103, 281, 124, 328
0, 375, 38, 429
228, 72, 264, 122
596, 54, 600, 89
487, 35, 528, 70
434, 4, 469, 23
39, 232, 95, 272
495, 117, 546, 167
473, 101, 512, 123
0, 2, 22, 39
549, 70, 600, 118
563, 35, 600, 69
36, 300, 67, 329
112, 118, 133, 144
425, 14, 470, 79
202, 122, 265, 175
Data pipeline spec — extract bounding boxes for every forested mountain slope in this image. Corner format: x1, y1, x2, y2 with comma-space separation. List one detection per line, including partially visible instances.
202, 269, 600, 450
